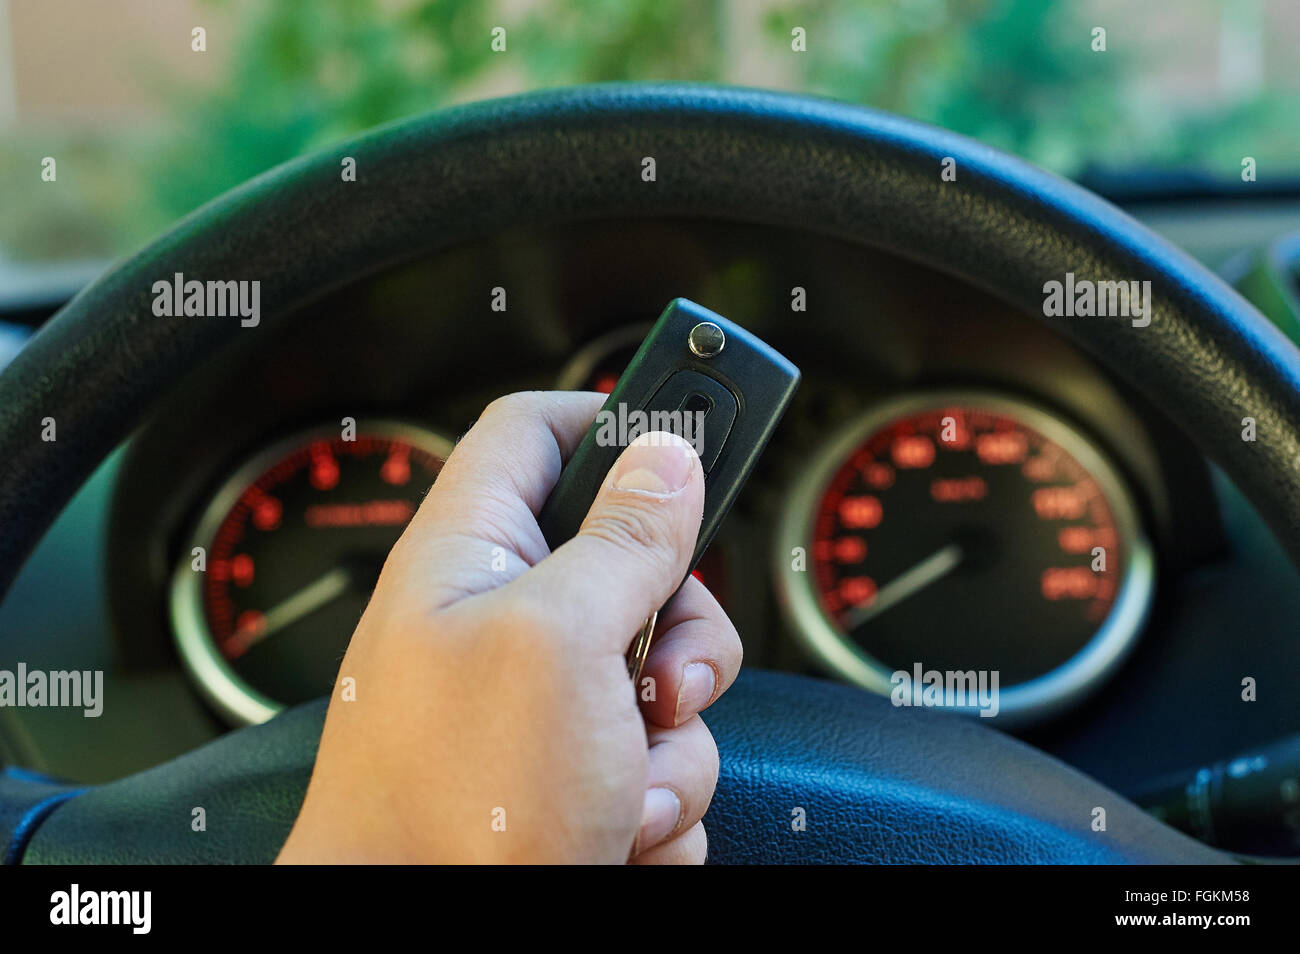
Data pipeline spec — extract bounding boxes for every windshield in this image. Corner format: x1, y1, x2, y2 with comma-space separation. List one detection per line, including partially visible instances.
2, 0, 1298, 265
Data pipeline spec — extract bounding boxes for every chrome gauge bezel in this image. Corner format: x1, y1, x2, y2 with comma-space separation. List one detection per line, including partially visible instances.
773, 389, 1155, 726
169, 419, 455, 726
553, 322, 652, 390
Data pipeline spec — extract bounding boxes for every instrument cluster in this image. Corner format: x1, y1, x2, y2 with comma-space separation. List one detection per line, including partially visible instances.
168, 324, 1156, 731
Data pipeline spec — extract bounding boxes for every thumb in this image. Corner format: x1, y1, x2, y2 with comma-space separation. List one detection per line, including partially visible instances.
514, 431, 705, 655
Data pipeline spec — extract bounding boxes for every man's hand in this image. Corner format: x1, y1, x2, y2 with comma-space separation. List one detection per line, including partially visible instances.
276, 391, 742, 864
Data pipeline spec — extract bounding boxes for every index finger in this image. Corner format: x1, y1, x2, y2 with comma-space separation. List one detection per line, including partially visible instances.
412, 390, 605, 547
382, 391, 605, 611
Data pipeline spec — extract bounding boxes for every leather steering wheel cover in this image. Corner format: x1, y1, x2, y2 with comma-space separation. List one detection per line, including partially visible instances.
0, 83, 1283, 864
2, 83, 1299, 600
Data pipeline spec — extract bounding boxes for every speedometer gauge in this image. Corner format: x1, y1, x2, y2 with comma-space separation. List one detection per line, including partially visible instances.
170, 421, 452, 725
775, 391, 1154, 724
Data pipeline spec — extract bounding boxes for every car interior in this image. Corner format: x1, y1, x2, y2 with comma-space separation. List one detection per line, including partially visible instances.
2, 82, 1299, 865
1, 3, 1299, 874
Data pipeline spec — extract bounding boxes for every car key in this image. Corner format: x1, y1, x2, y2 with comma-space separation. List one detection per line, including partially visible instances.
538, 297, 800, 685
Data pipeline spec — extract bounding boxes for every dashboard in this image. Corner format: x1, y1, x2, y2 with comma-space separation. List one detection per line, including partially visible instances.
3, 215, 1300, 814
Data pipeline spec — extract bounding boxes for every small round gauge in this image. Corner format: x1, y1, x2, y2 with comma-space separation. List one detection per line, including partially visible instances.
170, 421, 453, 725
775, 391, 1154, 723
554, 323, 651, 393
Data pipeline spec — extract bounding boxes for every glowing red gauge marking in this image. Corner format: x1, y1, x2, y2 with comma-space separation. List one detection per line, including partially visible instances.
976, 430, 1028, 465
1057, 526, 1118, 553
1032, 485, 1087, 520
1041, 566, 1098, 600
864, 462, 894, 489
309, 443, 340, 491
891, 435, 935, 469
304, 500, 414, 528
839, 576, 877, 608
253, 496, 282, 531
381, 447, 411, 486
833, 537, 867, 563
231, 553, 255, 587
931, 475, 988, 503
1022, 455, 1057, 482
838, 495, 883, 529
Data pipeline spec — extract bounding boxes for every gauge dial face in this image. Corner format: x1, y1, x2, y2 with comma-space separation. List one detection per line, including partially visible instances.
776, 392, 1154, 722
171, 422, 452, 724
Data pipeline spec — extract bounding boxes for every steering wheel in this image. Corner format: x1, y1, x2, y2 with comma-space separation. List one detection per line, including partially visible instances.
4, 83, 1294, 864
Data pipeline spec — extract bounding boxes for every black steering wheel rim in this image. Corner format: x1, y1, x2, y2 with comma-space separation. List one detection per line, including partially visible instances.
2, 82, 1289, 863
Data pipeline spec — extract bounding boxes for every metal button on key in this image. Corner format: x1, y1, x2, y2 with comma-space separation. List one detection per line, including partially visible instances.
688, 321, 725, 358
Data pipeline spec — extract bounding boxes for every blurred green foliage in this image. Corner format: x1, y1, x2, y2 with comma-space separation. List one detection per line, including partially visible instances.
145, 0, 730, 227
3, 0, 1298, 263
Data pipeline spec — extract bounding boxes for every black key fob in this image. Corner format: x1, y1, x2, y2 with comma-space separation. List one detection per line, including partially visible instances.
539, 297, 800, 582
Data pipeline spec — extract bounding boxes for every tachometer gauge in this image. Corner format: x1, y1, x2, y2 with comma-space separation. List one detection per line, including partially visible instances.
775, 391, 1154, 724
170, 421, 452, 725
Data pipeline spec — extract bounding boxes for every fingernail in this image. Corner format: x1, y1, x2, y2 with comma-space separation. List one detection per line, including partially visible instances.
612, 433, 696, 495
674, 662, 717, 725
636, 787, 682, 853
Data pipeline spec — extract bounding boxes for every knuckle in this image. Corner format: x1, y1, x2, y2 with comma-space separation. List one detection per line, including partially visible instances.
482, 392, 522, 417
481, 391, 542, 424
585, 499, 680, 578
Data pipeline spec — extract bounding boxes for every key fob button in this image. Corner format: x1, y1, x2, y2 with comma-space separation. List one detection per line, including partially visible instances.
645, 370, 737, 473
